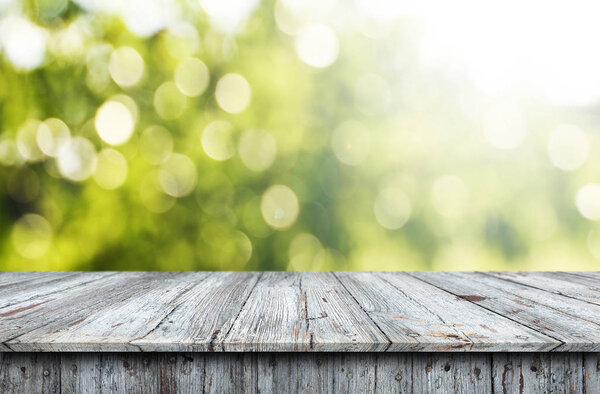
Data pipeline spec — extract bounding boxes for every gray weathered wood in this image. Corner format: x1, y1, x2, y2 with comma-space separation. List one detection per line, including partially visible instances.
158, 353, 204, 394
485, 271, 600, 305
373, 353, 413, 393
4, 273, 206, 351
0, 272, 115, 309
9, 272, 210, 351
204, 353, 257, 394
332, 353, 377, 392
0, 272, 156, 349
0, 352, 60, 393
411, 271, 600, 351
220, 272, 307, 352
584, 353, 600, 391
133, 272, 260, 352
61, 353, 102, 393
0, 272, 599, 352
223, 272, 389, 351
492, 353, 584, 393
100, 353, 158, 394
336, 272, 557, 352
0, 352, 596, 393
412, 353, 491, 393
256, 353, 334, 392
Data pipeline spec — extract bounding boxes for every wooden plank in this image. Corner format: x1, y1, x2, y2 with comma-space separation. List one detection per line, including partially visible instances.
485, 271, 600, 306
0, 352, 60, 393
222, 272, 306, 351
2, 272, 189, 351
61, 353, 102, 393
0, 272, 73, 289
100, 353, 158, 394
0, 272, 149, 348
332, 353, 377, 392
223, 272, 389, 352
412, 272, 600, 351
0, 272, 598, 352
492, 353, 584, 393
374, 353, 413, 393
204, 353, 257, 394
336, 272, 557, 352
563, 271, 600, 280
0, 352, 596, 392
133, 272, 260, 352
9, 272, 210, 351
301, 272, 389, 351
584, 353, 600, 391
0, 271, 115, 308
256, 353, 333, 393
61, 353, 159, 393
158, 353, 204, 394
412, 353, 492, 393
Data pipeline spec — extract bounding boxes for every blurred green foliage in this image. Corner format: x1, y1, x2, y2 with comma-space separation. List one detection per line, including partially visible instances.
1, 0, 599, 271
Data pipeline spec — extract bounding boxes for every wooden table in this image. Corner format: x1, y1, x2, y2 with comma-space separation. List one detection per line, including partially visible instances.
0, 271, 598, 392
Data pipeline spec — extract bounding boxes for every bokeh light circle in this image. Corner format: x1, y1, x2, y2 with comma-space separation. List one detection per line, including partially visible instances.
288, 232, 322, 269
175, 57, 210, 97
295, 24, 339, 69
158, 153, 198, 197
154, 81, 187, 120
0, 17, 47, 71
239, 129, 277, 171
0, 139, 19, 166
57, 136, 97, 182
108, 46, 144, 87
36, 118, 71, 157
93, 148, 128, 190
17, 120, 46, 162
261, 184, 300, 229
140, 172, 175, 213
95, 100, 135, 146
215, 73, 251, 114
201, 120, 236, 161
576, 184, 600, 221
11, 214, 52, 259
374, 187, 411, 230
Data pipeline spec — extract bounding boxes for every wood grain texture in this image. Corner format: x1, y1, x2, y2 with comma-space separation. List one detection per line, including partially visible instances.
223, 272, 389, 351
0, 272, 599, 352
411, 271, 600, 352
0, 272, 115, 309
485, 271, 600, 305
158, 353, 204, 394
6, 272, 210, 351
0, 352, 60, 393
491, 353, 584, 393
336, 272, 557, 352
61, 353, 102, 393
584, 353, 600, 391
0, 352, 595, 393
412, 353, 491, 393
133, 272, 260, 352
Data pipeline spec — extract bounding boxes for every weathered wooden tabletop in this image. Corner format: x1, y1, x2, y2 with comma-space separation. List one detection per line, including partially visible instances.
0, 271, 598, 353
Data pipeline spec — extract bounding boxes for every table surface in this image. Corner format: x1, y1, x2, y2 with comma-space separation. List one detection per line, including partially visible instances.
0, 271, 598, 352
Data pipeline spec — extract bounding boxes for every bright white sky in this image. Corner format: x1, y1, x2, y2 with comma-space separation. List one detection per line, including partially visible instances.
403, 0, 600, 106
